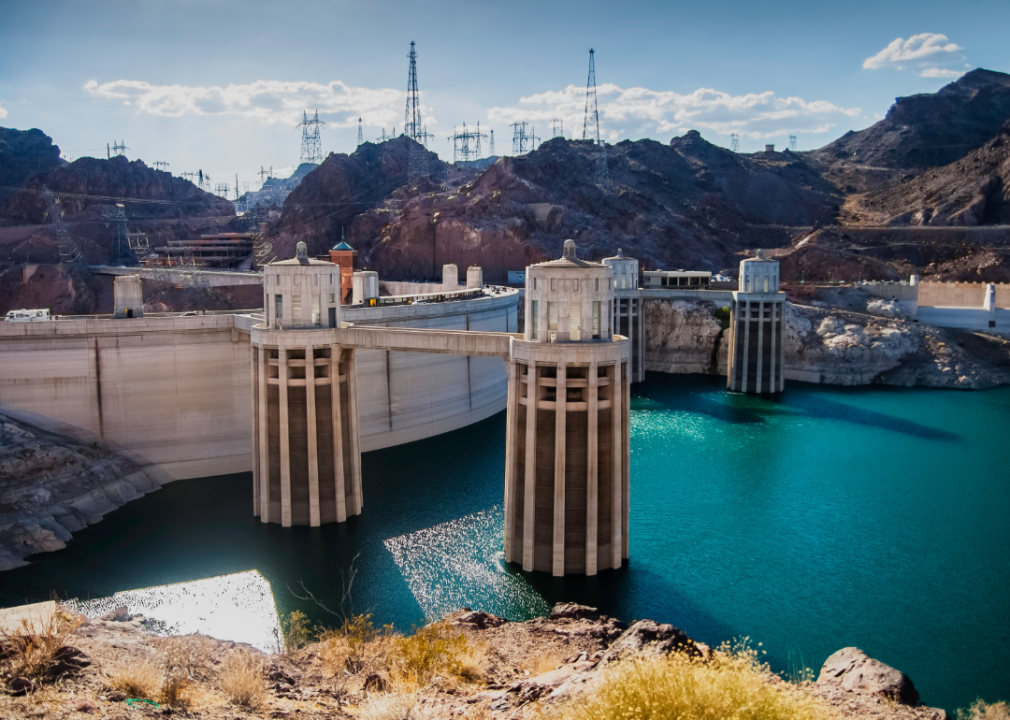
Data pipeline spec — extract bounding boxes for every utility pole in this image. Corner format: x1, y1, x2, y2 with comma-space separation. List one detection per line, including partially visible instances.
357, 118, 363, 146
789, 134, 797, 151
583, 49, 608, 185
731, 133, 740, 153
489, 129, 495, 157
296, 110, 326, 164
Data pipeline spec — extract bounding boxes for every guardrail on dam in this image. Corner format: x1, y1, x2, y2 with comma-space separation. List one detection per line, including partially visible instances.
0, 290, 519, 482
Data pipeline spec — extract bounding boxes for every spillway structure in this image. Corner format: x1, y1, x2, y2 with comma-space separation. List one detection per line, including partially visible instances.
251, 242, 362, 526
727, 250, 785, 393
504, 240, 631, 576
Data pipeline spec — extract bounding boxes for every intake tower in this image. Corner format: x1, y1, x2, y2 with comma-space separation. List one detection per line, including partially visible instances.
727, 250, 785, 393
504, 240, 631, 576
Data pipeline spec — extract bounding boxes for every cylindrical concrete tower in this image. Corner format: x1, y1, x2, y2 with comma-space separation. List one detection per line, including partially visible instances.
251, 242, 362, 526
466, 265, 483, 289
727, 250, 786, 393
504, 239, 631, 576
602, 249, 644, 383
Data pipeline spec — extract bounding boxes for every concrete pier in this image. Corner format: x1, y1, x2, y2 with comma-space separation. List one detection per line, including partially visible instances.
727, 251, 785, 394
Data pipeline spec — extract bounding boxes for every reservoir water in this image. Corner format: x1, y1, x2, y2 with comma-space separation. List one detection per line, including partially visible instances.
2, 375, 1008, 710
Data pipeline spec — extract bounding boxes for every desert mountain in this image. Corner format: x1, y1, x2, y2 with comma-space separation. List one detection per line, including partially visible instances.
0, 127, 63, 206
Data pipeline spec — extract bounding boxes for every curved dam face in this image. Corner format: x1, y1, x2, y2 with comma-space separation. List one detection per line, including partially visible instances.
0, 291, 519, 481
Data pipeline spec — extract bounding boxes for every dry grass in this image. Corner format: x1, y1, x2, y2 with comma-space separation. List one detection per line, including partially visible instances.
392, 621, 481, 686
355, 689, 433, 720
217, 650, 265, 707
106, 658, 163, 700
0, 606, 82, 682
959, 701, 1010, 720
541, 641, 835, 720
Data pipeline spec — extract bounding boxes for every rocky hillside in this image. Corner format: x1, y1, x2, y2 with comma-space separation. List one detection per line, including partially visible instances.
0, 602, 964, 718
0, 127, 63, 206
810, 69, 1010, 189
0, 411, 164, 571
846, 123, 1010, 227
0, 154, 234, 225
643, 296, 1010, 389
341, 132, 838, 282
267, 138, 446, 260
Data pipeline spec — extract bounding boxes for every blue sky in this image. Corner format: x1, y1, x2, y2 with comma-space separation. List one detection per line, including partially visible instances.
1, 0, 1008, 197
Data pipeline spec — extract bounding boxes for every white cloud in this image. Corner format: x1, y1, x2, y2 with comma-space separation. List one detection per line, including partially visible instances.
84, 78, 423, 129
488, 83, 860, 142
921, 67, 965, 79
0, 101, 8, 119
863, 33, 961, 70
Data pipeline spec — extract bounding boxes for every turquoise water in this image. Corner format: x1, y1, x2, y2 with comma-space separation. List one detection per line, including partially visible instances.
2, 375, 1008, 710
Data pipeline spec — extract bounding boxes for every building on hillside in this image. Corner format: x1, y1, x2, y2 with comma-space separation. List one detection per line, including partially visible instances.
146, 232, 256, 269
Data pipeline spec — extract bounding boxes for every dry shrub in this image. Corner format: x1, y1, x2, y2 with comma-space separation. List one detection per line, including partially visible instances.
959, 701, 1010, 720
392, 621, 480, 686
218, 650, 265, 707
0, 606, 82, 682
541, 641, 835, 720
317, 613, 398, 682
107, 659, 163, 700
356, 689, 432, 720
283, 610, 311, 653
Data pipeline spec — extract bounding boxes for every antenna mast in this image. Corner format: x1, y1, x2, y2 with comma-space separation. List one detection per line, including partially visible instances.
404, 41, 429, 182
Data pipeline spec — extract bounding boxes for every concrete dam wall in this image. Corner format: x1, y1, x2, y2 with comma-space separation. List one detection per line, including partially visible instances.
0, 292, 519, 481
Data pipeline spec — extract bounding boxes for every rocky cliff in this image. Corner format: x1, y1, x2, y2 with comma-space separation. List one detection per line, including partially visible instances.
643, 298, 1010, 389
0, 411, 163, 571
0, 127, 63, 208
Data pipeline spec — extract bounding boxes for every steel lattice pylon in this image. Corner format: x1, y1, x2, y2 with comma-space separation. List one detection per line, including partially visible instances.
297, 110, 326, 165
41, 189, 82, 266
404, 41, 429, 183
357, 118, 363, 146
583, 49, 609, 186
510, 122, 539, 155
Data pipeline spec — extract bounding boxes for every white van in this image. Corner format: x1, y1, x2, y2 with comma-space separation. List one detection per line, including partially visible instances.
4, 308, 51, 323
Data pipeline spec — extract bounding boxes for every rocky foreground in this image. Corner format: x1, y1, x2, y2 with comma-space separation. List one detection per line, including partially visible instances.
644, 291, 1010, 389
0, 603, 964, 720
0, 413, 163, 571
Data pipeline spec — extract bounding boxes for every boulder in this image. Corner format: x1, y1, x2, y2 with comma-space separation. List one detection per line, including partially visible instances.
453, 610, 506, 630
601, 620, 701, 662
817, 647, 919, 706
549, 603, 601, 622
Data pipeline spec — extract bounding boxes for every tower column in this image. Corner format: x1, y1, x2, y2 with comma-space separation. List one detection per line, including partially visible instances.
305, 344, 320, 527
756, 301, 765, 394
504, 360, 520, 564
586, 360, 599, 575
741, 301, 751, 393
258, 345, 269, 521
611, 361, 623, 569
252, 347, 260, 517
553, 363, 567, 576
522, 365, 537, 572
278, 346, 292, 527
331, 344, 346, 523
347, 348, 363, 515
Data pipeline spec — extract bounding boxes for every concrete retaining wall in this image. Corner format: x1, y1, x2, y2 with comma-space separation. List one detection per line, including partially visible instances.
919, 282, 1010, 309
0, 291, 520, 480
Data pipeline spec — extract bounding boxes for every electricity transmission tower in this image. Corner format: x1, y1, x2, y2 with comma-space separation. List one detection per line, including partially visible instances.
41, 189, 82, 266
583, 48, 608, 185
450, 123, 488, 162
154, 161, 170, 171
181, 172, 197, 183
489, 129, 495, 157
510, 122, 539, 155
404, 41, 429, 182
258, 167, 273, 185
789, 134, 797, 151
215, 183, 230, 197
103, 204, 148, 264
552, 119, 564, 138
357, 118, 364, 146
108, 141, 128, 158
730, 133, 740, 152
297, 110, 326, 164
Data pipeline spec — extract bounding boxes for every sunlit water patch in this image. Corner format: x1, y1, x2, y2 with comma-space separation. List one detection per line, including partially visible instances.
384, 507, 549, 622
66, 570, 281, 652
